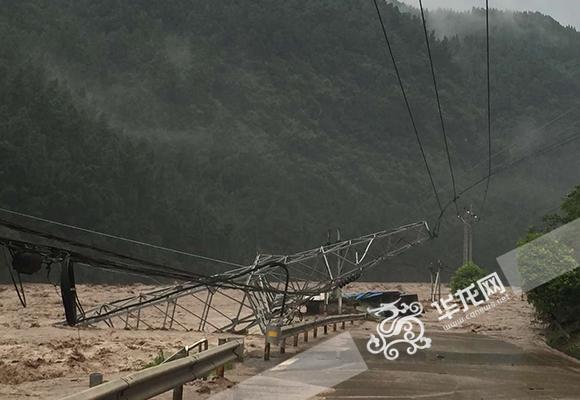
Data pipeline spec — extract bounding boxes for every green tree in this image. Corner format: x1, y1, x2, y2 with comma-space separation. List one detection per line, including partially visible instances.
518, 191, 580, 325
449, 262, 487, 293
561, 186, 580, 223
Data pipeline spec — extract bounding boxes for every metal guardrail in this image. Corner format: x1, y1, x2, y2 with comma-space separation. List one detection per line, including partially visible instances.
60, 339, 243, 400
160, 337, 212, 398
163, 338, 209, 364
264, 313, 367, 360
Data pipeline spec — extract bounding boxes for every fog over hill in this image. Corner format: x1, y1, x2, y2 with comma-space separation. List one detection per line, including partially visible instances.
1, 0, 580, 282
397, 0, 580, 30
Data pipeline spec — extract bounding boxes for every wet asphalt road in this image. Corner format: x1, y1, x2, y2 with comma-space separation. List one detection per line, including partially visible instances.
322, 331, 580, 400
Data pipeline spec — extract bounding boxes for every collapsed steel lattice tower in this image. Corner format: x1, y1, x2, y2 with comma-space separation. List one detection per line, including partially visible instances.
0, 207, 431, 333
70, 221, 431, 333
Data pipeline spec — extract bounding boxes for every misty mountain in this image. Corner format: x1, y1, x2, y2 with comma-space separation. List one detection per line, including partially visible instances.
1, 0, 580, 282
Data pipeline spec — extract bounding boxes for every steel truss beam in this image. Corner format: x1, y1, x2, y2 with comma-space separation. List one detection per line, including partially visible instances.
69, 221, 431, 333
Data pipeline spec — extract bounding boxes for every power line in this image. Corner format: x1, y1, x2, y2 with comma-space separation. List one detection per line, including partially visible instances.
418, 0, 459, 215
502, 132, 580, 181
432, 126, 580, 233
481, 0, 492, 212
459, 129, 580, 200
0, 209, 274, 289
468, 108, 576, 174
0, 206, 245, 268
0, 211, 351, 297
371, 0, 443, 215
415, 110, 580, 214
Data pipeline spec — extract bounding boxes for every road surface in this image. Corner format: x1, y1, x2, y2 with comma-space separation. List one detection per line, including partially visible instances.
321, 330, 580, 400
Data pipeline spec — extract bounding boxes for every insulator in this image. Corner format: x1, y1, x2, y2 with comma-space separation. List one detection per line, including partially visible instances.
12, 252, 43, 275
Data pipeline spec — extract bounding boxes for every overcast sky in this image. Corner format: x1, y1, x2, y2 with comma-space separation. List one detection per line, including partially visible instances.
398, 1, 580, 29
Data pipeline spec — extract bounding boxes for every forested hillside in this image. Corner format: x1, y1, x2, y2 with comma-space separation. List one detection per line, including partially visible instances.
1, 0, 580, 282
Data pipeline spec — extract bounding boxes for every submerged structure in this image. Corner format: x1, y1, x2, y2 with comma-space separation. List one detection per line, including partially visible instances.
0, 207, 430, 333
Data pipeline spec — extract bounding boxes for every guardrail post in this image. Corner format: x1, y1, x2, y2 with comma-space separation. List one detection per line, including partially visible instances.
351, 319, 354, 325
264, 341, 271, 361
89, 372, 103, 388
293, 334, 298, 347
324, 324, 328, 335
313, 326, 318, 338
173, 385, 183, 400
341, 321, 346, 329
333, 322, 337, 332
234, 338, 244, 362
217, 338, 227, 376
280, 338, 286, 354
304, 331, 308, 343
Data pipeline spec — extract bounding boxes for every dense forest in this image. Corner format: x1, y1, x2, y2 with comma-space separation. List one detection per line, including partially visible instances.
1, 0, 580, 282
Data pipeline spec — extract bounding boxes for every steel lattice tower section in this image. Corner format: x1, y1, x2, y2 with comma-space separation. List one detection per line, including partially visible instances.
0, 207, 431, 334
70, 221, 432, 333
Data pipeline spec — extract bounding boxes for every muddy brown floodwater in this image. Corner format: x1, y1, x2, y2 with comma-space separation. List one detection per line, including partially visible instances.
0, 282, 573, 399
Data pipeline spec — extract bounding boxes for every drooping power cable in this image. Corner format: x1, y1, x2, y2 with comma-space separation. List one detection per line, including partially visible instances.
372, 0, 444, 216
418, 0, 459, 215
480, 0, 493, 212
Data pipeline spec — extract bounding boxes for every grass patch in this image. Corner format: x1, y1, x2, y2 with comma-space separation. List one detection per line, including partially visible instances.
546, 324, 580, 360
143, 350, 165, 369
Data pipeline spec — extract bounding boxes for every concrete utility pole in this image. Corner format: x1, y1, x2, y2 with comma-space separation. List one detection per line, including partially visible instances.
458, 207, 478, 265
429, 260, 442, 302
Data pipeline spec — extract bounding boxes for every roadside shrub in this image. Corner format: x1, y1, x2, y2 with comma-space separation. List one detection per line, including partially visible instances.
517, 234, 580, 324
449, 262, 487, 294
526, 271, 580, 324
